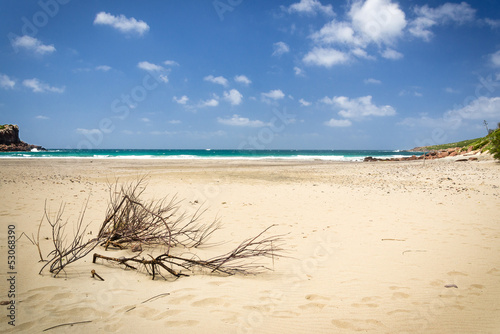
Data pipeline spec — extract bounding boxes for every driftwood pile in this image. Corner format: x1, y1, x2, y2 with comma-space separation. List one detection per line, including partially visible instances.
33, 178, 284, 280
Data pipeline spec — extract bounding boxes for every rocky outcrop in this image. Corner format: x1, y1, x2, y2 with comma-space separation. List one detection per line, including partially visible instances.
408, 146, 430, 152
364, 146, 481, 162
0, 124, 46, 152
0, 124, 21, 145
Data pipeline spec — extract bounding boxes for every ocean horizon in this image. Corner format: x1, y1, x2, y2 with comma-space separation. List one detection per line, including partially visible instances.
0, 149, 424, 162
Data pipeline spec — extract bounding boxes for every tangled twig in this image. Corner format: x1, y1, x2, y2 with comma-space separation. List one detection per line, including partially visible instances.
37, 178, 285, 280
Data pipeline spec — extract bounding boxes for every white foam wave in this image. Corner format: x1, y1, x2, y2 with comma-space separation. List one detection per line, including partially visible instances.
0, 152, 418, 161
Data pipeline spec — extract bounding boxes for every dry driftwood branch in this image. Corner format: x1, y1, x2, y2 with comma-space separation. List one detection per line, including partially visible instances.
93, 253, 188, 279
141, 293, 170, 304
34, 215, 45, 262
42, 320, 92, 332
38, 177, 285, 280
91, 269, 105, 281
203, 224, 284, 274
92, 224, 285, 279
18, 215, 46, 262
39, 198, 100, 277
97, 178, 221, 251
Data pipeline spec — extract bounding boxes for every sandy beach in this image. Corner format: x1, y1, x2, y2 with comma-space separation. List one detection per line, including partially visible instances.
1, 157, 499, 333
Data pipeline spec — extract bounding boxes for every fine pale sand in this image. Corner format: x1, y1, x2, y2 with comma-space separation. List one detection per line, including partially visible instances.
1, 157, 499, 333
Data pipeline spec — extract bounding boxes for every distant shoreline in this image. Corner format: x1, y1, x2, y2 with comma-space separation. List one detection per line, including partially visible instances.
0, 148, 425, 162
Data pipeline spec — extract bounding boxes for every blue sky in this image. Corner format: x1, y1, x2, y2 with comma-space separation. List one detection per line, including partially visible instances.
1, 0, 499, 150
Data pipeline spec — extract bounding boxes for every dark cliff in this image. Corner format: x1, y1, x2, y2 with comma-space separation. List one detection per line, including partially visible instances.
0, 124, 46, 151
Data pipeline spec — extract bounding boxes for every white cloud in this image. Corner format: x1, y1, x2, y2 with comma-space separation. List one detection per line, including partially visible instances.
23, 78, 65, 93
445, 96, 500, 121
399, 89, 423, 97
76, 128, 101, 136
351, 47, 375, 60
398, 115, 447, 128
204, 75, 228, 86
305, 0, 407, 65
137, 61, 169, 82
223, 89, 243, 105
35, 115, 49, 120
445, 87, 460, 94
272, 41, 290, 56
141, 118, 150, 123
381, 48, 403, 60
324, 118, 352, 127
311, 20, 361, 46
299, 98, 311, 106
287, 0, 334, 16
433, 2, 476, 23
323, 95, 396, 119
303, 47, 350, 67
401, 96, 500, 130
168, 120, 181, 124
234, 75, 251, 85
364, 78, 382, 85
151, 130, 226, 138
409, 17, 436, 41
93, 12, 149, 36
484, 18, 500, 29
409, 2, 475, 41
199, 98, 219, 107
0, 74, 15, 89
262, 89, 285, 100
73, 68, 91, 73
163, 60, 180, 66
320, 96, 335, 104
151, 130, 174, 136
349, 0, 407, 46
173, 95, 189, 105
491, 50, 500, 67
294, 67, 305, 76
137, 61, 164, 72
12, 35, 55, 55
96, 65, 111, 72
218, 114, 267, 127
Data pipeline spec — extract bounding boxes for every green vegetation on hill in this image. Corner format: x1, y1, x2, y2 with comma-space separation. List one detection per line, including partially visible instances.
467, 129, 500, 154
466, 129, 499, 152
482, 128, 500, 160
413, 128, 500, 161
421, 138, 481, 151
0, 124, 6, 130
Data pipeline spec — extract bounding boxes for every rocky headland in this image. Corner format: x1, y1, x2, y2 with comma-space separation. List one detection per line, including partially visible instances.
363, 146, 482, 162
365, 129, 500, 163
0, 124, 46, 152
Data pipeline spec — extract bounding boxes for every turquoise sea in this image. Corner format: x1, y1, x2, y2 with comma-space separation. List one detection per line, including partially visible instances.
0, 149, 423, 161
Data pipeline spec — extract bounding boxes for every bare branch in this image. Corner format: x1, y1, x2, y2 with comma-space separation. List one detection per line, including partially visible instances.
37, 177, 286, 281
39, 198, 100, 277
92, 225, 285, 279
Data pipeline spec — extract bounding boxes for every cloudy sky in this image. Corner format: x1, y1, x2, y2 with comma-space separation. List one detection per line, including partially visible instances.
1, 0, 499, 150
